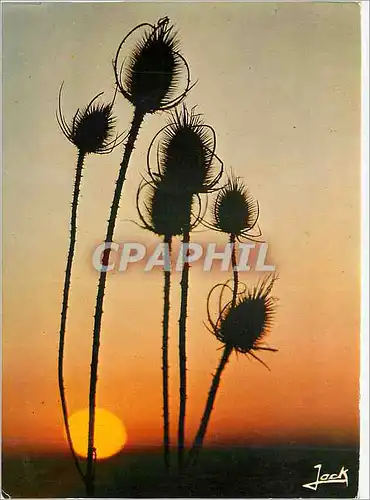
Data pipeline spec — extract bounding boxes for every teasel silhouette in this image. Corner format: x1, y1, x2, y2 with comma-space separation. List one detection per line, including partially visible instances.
147, 105, 223, 470
136, 177, 203, 472
56, 85, 121, 486
87, 17, 192, 494
188, 275, 278, 466
185, 172, 263, 466
205, 171, 261, 305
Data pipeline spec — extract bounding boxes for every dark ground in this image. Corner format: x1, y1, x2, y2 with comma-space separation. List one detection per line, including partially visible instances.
2, 446, 359, 498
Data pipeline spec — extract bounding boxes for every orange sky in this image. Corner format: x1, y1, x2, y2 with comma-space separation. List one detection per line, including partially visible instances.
2, 2, 361, 454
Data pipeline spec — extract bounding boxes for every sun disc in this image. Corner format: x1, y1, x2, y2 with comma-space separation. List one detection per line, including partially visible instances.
67, 408, 127, 460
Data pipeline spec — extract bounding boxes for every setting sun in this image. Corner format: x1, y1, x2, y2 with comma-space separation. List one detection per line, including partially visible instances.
68, 408, 127, 460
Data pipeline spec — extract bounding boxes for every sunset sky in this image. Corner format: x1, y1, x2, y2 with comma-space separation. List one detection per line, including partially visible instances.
2, 1, 361, 456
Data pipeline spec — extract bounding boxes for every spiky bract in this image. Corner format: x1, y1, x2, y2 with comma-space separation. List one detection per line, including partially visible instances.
212, 173, 259, 238
57, 87, 118, 154
148, 105, 223, 195
207, 276, 278, 365
137, 179, 193, 237
114, 17, 191, 114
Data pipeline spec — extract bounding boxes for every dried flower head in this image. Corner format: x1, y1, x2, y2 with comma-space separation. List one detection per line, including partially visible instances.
207, 275, 278, 369
147, 105, 223, 195
57, 85, 121, 155
114, 17, 192, 114
136, 178, 197, 238
208, 172, 261, 241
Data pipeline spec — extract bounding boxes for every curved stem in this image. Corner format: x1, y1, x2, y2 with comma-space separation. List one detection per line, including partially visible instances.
58, 149, 86, 485
86, 108, 145, 496
188, 344, 232, 465
177, 216, 191, 472
162, 235, 172, 473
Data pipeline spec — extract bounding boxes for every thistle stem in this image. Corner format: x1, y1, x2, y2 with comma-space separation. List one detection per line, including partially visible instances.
162, 235, 172, 473
187, 233, 238, 467
86, 108, 145, 496
178, 219, 191, 471
57, 149, 86, 485
230, 233, 238, 307
188, 344, 233, 465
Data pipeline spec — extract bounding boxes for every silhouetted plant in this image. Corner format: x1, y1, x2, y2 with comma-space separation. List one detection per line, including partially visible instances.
206, 172, 261, 304
147, 105, 222, 195
87, 17, 192, 495
188, 275, 278, 465
114, 17, 191, 114
147, 105, 223, 470
136, 178, 193, 239
56, 85, 120, 486
136, 178, 197, 472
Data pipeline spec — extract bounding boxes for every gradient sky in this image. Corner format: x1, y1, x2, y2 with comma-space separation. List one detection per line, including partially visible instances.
2, 1, 361, 454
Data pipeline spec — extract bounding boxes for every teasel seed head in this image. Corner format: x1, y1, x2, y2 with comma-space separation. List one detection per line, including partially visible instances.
147, 105, 223, 195
56, 84, 123, 155
114, 17, 192, 114
136, 177, 194, 238
207, 275, 278, 369
209, 172, 261, 241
